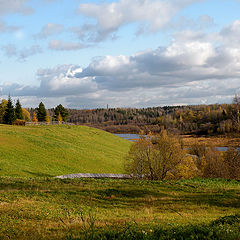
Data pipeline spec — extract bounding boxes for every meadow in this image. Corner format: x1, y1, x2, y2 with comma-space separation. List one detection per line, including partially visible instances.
0, 125, 240, 239
0, 177, 239, 239
0, 124, 131, 177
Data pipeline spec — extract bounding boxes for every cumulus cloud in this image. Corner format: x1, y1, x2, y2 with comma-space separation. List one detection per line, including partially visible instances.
0, 0, 33, 16
2, 44, 42, 61
48, 40, 86, 51
166, 15, 215, 32
220, 20, 240, 46
2, 19, 240, 108
76, 0, 202, 42
0, 21, 21, 33
35, 23, 64, 39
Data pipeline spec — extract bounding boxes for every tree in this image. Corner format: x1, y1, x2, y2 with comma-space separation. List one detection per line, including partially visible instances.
0, 99, 8, 123
57, 112, 62, 124
3, 96, 16, 125
45, 111, 51, 124
125, 135, 153, 179
125, 131, 191, 180
37, 102, 47, 122
15, 99, 23, 120
233, 94, 240, 131
223, 148, 240, 180
151, 131, 186, 180
22, 108, 30, 121
32, 112, 38, 123
54, 104, 68, 122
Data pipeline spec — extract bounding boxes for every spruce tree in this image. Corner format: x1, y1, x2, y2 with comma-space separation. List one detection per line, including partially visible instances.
15, 99, 23, 120
54, 104, 69, 122
3, 96, 16, 125
37, 102, 47, 122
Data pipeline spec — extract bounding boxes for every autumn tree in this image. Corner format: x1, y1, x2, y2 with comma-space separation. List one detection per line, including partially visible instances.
32, 112, 38, 123
125, 135, 153, 179
15, 99, 23, 120
223, 148, 240, 180
151, 131, 187, 180
125, 131, 195, 180
3, 96, 16, 125
57, 112, 63, 124
37, 102, 47, 122
45, 111, 51, 124
0, 99, 8, 123
233, 94, 240, 131
22, 108, 30, 121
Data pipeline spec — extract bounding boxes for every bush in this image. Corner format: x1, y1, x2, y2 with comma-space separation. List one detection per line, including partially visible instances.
14, 119, 26, 126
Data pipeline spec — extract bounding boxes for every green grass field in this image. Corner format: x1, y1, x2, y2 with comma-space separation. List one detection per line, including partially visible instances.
0, 124, 131, 177
0, 178, 239, 239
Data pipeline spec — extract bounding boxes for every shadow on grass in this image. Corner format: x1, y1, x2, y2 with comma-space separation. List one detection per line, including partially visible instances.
23, 170, 53, 177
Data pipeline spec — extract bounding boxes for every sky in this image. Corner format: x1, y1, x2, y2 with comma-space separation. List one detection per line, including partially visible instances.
0, 0, 240, 109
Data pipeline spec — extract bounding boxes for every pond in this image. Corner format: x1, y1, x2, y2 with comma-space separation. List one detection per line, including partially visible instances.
114, 133, 143, 141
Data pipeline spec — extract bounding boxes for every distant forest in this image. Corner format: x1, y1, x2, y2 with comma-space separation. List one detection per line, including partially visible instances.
42, 98, 240, 135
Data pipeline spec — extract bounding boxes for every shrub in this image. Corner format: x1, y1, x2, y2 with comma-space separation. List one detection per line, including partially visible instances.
223, 148, 240, 180
14, 119, 26, 126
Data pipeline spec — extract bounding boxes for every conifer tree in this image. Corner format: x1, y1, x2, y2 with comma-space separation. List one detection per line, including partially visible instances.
15, 99, 23, 120
54, 104, 68, 122
3, 96, 16, 125
37, 102, 47, 122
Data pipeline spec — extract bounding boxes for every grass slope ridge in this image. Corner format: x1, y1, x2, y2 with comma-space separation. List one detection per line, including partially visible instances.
0, 124, 131, 177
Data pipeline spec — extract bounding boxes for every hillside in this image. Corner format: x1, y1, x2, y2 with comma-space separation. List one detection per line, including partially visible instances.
0, 124, 132, 177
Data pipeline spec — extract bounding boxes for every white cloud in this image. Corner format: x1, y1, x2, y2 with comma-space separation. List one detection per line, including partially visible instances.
0, 0, 33, 16
2, 19, 240, 108
35, 23, 64, 39
76, 0, 202, 41
48, 40, 86, 51
0, 21, 21, 33
2, 44, 42, 61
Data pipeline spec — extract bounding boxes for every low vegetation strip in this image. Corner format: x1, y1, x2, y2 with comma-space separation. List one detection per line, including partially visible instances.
0, 178, 239, 239
55, 173, 131, 179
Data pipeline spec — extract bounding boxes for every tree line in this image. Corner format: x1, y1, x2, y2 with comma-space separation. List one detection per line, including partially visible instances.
1, 95, 240, 135
66, 95, 240, 135
0, 96, 69, 125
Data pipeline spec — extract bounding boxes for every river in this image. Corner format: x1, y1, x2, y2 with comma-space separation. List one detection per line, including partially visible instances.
114, 133, 238, 152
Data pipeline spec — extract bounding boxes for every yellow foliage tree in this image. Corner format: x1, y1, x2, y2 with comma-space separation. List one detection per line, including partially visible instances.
57, 112, 62, 124
45, 111, 51, 124
0, 99, 8, 123
32, 112, 38, 123
22, 108, 30, 121
125, 131, 191, 180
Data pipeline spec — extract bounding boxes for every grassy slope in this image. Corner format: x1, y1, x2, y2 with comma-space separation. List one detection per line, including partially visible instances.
0, 178, 239, 239
0, 124, 131, 177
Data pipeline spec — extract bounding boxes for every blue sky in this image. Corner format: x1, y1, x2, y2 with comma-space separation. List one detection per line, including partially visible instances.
0, 0, 240, 108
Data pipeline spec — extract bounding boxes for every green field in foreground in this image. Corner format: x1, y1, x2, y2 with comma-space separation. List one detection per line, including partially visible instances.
0, 124, 131, 177
0, 178, 239, 239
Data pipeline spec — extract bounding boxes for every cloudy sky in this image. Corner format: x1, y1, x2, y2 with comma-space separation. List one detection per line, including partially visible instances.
0, 0, 240, 108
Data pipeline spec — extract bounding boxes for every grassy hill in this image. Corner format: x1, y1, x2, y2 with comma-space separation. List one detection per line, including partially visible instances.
0, 124, 132, 177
